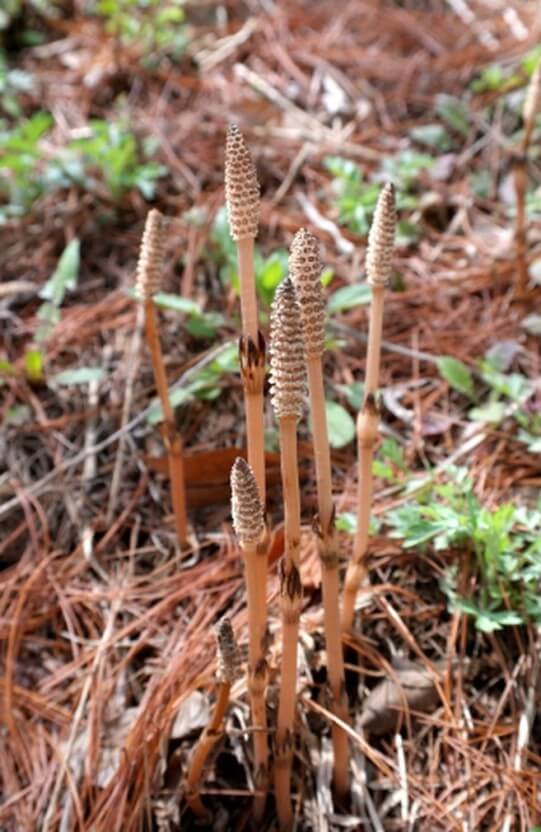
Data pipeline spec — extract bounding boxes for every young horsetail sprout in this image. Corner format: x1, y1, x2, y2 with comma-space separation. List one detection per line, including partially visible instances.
514, 60, 541, 294
269, 278, 306, 831
230, 457, 269, 820
289, 229, 349, 801
185, 618, 240, 819
225, 125, 266, 504
135, 208, 188, 549
342, 184, 396, 633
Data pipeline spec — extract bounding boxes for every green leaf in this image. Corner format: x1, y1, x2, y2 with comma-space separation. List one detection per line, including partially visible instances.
468, 401, 506, 423
435, 94, 470, 136
0, 358, 16, 376
335, 511, 357, 534
337, 381, 364, 410
324, 401, 355, 448
328, 283, 372, 315
25, 348, 44, 382
184, 312, 223, 339
153, 293, 201, 315
52, 367, 105, 385
436, 356, 475, 399
409, 124, 451, 151
470, 64, 506, 93
39, 239, 80, 306
5, 404, 31, 426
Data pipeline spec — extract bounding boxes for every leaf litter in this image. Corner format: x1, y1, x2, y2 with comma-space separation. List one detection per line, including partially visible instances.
1, 1, 541, 830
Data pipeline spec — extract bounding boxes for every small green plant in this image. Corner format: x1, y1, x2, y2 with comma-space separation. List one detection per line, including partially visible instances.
0, 111, 53, 219
0, 50, 33, 118
0, 0, 58, 30
0, 115, 167, 220
146, 343, 238, 425
372, 437, 407, 484
437, 347, 539, 446
324, 150, 433, 244
387, 467, 541, 632
211, 206, 289, 307
92, 0, 188, 60
65, 121, 166, 200
153, 293, 225, 340
36, 238, 81, 342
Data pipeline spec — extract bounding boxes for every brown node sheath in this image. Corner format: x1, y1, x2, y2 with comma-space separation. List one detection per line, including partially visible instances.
185, 619, 240, 819
136, 209, 188, 549
342, 185, 396, 634
289, 228, 350, 800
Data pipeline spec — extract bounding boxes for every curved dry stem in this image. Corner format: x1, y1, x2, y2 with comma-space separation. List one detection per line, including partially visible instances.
185, 682, 231, 819
143, 299, 188, 548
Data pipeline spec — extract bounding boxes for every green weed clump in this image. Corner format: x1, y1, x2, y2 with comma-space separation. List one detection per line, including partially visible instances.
387, 467, 541, 633
0, 115, 165, 221
92, 0, 188, 60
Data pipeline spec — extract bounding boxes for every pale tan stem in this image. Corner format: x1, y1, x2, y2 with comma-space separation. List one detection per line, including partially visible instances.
275, 611, 300, 832
185, 682, 231, 818
342, 403, 378, 633
279, 417, 301, 565
245, 387, 266, 506
365, 285, 385, 396
144, 299, 173, 425
306, 359, 349, 799
143, 299, 188, 548
342, 282, 385, 632
237, 237, 258, 341
307, 361, 333, 531
274, 416, 303, 830
242, 540, 269, 821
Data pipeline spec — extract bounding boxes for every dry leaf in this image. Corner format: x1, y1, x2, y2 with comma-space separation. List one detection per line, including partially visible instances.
358, 660, 445, 735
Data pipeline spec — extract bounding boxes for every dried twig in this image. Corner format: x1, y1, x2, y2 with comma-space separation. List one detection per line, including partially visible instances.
136, 209, 189, 548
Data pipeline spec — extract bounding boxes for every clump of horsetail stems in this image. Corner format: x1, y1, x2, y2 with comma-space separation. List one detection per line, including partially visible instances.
342, 184, 396, 633
269, 278, 306, 831
514, 60, 541, 294
289, 230, 349, 800
135, 209, 188, 549
230, 457, 269, 820
225, 125, 266, 504
185, 618, 241, 818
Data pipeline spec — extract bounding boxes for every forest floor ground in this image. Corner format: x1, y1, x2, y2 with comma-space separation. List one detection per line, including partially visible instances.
1, 1, 541, 830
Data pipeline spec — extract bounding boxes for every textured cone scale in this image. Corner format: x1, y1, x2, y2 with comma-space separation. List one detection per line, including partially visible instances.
523, 61, 541, 128
289, 229, 326, 359
269, 278, 306, 420
225, 125, 260, 241
135, 209, 165, 300
230, 457, 265, 545
366, 183, 396, 287
216, 618, 241, 684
